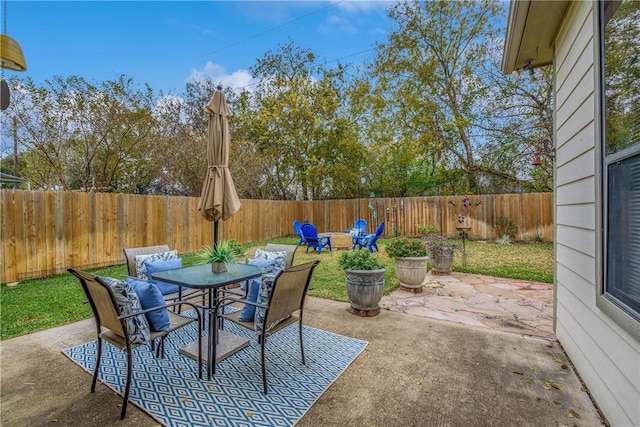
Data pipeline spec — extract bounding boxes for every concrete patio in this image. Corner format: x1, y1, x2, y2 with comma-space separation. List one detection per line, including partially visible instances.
1, 274, 606, 427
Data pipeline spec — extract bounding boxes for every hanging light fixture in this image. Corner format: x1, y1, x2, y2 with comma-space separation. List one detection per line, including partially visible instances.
1, 0, 27, 72
532, 138, 555, 166
1, 34, 27, 71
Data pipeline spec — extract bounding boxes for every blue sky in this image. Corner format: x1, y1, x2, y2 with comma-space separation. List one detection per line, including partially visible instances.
6, 1, 397, 94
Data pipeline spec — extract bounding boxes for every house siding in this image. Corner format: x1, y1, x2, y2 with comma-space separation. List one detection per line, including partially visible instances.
554, 2, 640, 426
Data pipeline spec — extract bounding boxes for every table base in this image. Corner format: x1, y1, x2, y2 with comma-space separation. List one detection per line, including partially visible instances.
180, 330, 250, 363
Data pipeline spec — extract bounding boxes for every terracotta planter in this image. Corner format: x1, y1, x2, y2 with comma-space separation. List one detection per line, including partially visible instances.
430, 253, 454, 275
344, 268, 386, 316
395, 256, 429, 293
212, 262, 228, 273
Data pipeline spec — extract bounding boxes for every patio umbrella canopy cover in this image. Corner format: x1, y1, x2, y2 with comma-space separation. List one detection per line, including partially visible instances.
197, 90, 241, 243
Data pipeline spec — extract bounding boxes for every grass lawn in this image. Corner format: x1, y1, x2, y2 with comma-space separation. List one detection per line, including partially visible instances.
0, 237, 552, 340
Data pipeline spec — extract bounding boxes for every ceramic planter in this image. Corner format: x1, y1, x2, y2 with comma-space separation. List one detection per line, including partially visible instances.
344, 268, 386, 316
212, 262, 228, 273
394, 256, 429, 293
430, 253, 454, 275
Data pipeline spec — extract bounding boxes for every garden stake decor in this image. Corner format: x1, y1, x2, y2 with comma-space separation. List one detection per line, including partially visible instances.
450, 196, 482, 267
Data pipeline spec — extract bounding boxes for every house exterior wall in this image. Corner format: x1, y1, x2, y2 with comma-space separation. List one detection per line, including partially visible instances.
554, 2, 640, 426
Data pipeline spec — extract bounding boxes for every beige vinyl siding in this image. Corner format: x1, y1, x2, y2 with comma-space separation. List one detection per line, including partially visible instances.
556, 225, 595, 257
554, 2, 640, 426
556, 203, 594, 230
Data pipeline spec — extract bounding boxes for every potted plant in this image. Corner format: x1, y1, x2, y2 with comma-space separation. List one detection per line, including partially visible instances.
197, 240, 241, 273
338, 249, 386, 317
385, 238, 429, 293
425, 235, 460, 275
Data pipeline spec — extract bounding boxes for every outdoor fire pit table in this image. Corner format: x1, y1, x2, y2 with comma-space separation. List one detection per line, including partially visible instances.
321, 232, 353, 249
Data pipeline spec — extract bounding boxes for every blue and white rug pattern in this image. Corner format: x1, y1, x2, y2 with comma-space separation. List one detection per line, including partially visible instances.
63, 320, 367, 426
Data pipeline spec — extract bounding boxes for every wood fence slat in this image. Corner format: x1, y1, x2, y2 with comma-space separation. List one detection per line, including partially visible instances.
13, 191, 27, 280
0, 190, 554, 283
43, 192, 55, 274
1, 191, 16, 283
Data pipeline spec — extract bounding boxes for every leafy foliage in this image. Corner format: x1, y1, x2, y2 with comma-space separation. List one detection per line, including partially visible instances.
3, 75, 160, 192
425, 235, 461, 257
416, 224, 440, 237
196, 240, 242, 265
494, 216, 517, 239
339, 249, 386, 271
385, 238, 427, 258
496, 235, 512, 245
0, 1, 555, 198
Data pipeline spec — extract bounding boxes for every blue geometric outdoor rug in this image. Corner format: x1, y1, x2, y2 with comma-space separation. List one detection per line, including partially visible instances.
63, 320, 367, 427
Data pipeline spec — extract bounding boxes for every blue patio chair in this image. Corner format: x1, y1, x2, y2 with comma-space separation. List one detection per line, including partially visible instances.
344, 218, 368, 236
300, 223, 332, 254
354, 218, 367, 235
353, 222, 385, 253
349, 218, 368, 245
293, 220, 307, 246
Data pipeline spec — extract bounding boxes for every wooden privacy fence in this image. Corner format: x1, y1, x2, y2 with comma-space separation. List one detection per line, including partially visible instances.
1, 191, 553, 284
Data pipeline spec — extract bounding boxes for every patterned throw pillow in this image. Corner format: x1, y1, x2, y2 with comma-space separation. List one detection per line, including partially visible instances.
254, 249, 286, 273
133, 250, 178, 281
239, 258, 276, 322
99, 276, 151, 344
253, 250, 287, 332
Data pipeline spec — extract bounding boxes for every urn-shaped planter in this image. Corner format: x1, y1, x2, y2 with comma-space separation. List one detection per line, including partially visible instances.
430, 253, 454, 275
344, 268, 386, 316
394, 256, 429, 293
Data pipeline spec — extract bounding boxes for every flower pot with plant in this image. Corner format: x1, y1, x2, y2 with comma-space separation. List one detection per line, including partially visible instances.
338, 249, 386, 316
425, 235, 460, 275
385, 238, 429, 293
197, 240, 241, 273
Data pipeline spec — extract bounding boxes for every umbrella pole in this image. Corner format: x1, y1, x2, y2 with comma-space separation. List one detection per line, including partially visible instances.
214, 220, 219, 247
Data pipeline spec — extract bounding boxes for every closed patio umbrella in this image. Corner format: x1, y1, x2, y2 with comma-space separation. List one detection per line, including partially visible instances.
197, 89, 241, 244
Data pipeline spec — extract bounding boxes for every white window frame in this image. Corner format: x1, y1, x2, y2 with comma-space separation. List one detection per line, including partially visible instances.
596, 0, 640, 341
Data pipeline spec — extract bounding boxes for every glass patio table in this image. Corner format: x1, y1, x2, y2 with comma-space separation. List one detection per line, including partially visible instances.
152, 262, 262, 379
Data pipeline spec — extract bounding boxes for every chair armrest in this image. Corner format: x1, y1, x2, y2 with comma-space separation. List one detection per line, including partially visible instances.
214, 294, 268, 313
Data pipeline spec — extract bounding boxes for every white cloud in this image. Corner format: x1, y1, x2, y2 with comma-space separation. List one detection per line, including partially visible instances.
335, 0, 396, 14
321, 14, 358, 33
187, 62, 257, 93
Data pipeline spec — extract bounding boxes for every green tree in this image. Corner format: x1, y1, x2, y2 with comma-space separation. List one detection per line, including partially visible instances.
365, 0, 517, 194
4, 75, 158, 192
244, 40, 362, 200
479, 37, 554, 192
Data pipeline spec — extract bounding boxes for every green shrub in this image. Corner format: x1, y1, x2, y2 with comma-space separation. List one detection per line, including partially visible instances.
416, 224, 440, 237
339, 249, 386, 271
532, 227, 546, 243
385, 238, 428, 258
425, 235, 461, 256
496, 234, 512, 245
494, 216, 517, 239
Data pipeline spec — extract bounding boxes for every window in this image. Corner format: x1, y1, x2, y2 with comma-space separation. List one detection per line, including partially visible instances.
601, 0, 640, 321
